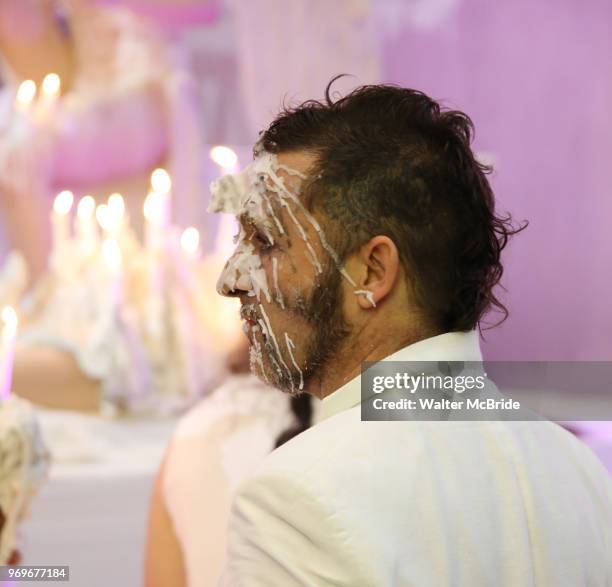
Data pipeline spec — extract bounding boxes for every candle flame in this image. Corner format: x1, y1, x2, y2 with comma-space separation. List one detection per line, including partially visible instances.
16, 80, 37, 106
1, 306, 18, 331
180, 227, 200, 255
77, 195, 95, 219
54, 190, 74, 215
210, 145, 238, 170
42, 73, 61, 97
102, 239, 122, 270
151, 168, 172, 194
107, 193, 125, 219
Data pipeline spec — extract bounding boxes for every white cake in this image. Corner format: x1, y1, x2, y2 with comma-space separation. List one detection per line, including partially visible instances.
0, 396, 49, 564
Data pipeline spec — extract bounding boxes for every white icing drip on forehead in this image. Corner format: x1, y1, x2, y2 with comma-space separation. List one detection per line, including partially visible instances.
266, 170, 357, 286
208, 152, 303, 215
212, 150, 358, 298
208, 167, 250, 215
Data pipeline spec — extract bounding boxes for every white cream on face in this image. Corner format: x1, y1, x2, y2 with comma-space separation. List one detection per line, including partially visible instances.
208, 168, 251, 215
210, 151, 372, 394
284, 333, 303, 390
211, 152, 316, 308
216, 227, 271, 303
272, 257, 285, 309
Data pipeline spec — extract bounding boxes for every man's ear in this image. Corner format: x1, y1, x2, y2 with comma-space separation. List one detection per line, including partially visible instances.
352, 236, 400, 309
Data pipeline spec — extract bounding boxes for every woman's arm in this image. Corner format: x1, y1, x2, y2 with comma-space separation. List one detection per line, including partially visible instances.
144, 449, 187, 587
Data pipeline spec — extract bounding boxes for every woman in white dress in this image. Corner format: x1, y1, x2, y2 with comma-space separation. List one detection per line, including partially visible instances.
144, 340, 315, 587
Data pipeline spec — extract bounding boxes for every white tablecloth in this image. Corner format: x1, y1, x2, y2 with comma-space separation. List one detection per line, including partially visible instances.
11, 409, 178, 587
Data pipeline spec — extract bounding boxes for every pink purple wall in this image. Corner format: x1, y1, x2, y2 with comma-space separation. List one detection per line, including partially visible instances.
382, 0, 612, 360
8, 0, 606, 362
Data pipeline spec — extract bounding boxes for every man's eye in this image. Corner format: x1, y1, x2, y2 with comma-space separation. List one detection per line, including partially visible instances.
254, 232, 273, 250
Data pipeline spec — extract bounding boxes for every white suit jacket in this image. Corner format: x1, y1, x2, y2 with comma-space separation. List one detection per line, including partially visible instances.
221, 331, 612, 586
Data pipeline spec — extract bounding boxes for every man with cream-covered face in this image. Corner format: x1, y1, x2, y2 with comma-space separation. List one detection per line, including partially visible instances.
213, 146, 397, 399
212, 83, 612, 586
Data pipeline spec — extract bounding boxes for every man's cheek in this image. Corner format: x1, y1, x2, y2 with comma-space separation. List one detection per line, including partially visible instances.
270, 261, 316, 310
267, 255, 285, 309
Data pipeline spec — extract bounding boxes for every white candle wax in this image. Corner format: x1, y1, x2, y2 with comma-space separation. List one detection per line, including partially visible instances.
144, 191, 164, 251
96, 204, 123, 240
180, 227, 200, 261
178, 227, 201, 301
102, 238, 123, 309
107, 193, 125, 237
35, 73, 61, 122
142, 168, 172, 339
52, 190, 74, 257
147, 168, 172, 247
75, 195, 98, 256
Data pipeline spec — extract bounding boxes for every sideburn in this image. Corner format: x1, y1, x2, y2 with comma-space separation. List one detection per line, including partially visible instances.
295, 261, 352, 382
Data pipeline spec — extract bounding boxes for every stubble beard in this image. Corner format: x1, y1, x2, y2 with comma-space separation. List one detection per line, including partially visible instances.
250, 262, 351, 395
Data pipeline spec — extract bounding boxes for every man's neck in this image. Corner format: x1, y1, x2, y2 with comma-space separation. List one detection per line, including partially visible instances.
308, 326, 432, 400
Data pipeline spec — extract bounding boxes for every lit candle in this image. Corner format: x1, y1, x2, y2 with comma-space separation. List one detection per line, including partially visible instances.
150, 168, 172, 233
210, 146, 240, 257
143, 190, 165, 251
151, 167, 172, 195
180, 227, 200, 260
52, 190, 74, 255
210, 145, 239, 174
42, 73, 61, 97
107, 193, 126, 239
36, 73, 61, 121
102, 238, 123, 308
177, 227, 201, 305
107, 193, 125, 223
75, 195, 97, 256
14, 79, 37, 113
142, 169, 172, 338
0, 306, 18, 400
95, 203, 115, 237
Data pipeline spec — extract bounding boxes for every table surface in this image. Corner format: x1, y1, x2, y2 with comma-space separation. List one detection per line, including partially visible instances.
9, 409, 178, 587
4, 410, 611, 587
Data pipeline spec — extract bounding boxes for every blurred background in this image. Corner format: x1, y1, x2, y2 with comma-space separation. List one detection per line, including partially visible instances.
2, 0, 609, 360
0, 0, 610, 585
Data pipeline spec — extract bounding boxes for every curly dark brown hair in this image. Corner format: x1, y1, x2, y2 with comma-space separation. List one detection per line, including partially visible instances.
259, 78, 526, 334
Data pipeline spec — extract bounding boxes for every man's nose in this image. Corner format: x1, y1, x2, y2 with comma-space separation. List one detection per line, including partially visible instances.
216, 257, 250, 298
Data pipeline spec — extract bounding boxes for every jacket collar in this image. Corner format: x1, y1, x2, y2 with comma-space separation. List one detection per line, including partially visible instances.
319, 330, 483, 422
